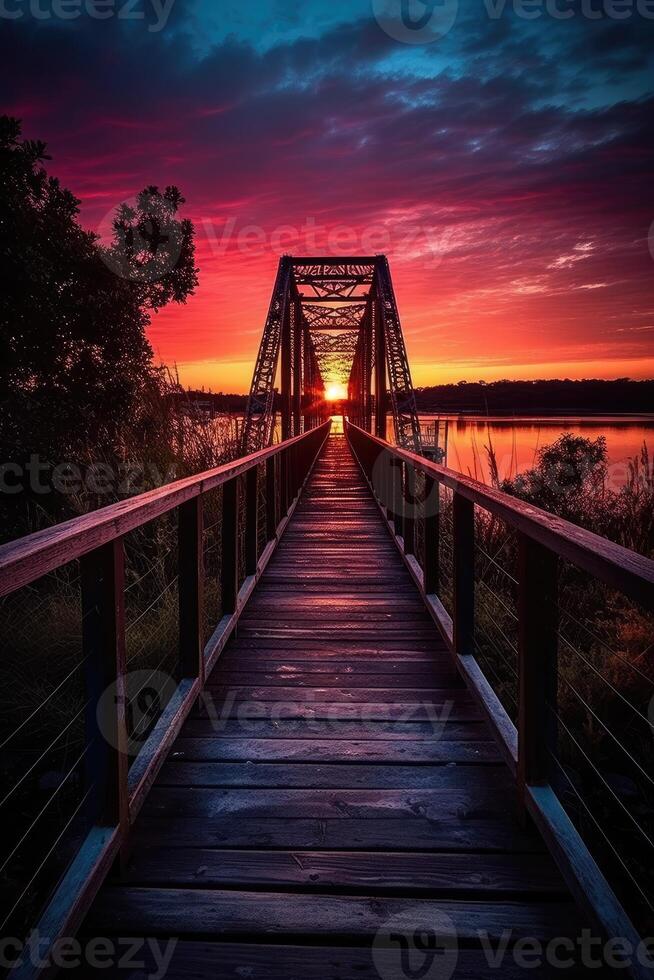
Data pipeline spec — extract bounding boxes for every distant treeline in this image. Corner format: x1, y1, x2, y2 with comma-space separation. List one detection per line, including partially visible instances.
181, 379, 654, 416
179, 390, 249, 412
414, 379, 654, 415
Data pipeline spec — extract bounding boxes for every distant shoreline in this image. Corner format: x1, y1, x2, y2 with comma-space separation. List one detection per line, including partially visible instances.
182, 379, 654, 417
418, 412, 654, 422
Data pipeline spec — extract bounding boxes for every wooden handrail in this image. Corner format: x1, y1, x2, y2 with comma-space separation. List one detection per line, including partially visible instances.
0, 423, 331, 598
345, 419, 650, 977
345, 422, 654, 613
4, 420, 331, 980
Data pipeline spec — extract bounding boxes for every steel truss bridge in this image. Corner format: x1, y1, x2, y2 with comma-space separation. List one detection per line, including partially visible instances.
241, 255, 422, 454
1, 256, 653, 980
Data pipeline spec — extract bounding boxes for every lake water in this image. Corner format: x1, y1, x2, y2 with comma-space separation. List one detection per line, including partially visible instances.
417, 415, 654, 488
251, 413, 654, 488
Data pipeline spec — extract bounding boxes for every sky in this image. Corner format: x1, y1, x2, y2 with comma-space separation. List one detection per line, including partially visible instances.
2, 0, 653, 392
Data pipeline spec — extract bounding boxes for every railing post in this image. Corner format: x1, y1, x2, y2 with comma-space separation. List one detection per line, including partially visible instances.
453, 490, 474, 656
280, 449, 289, 517
245, 466, 259, 576
392, 457, 403, 537
178, 496, 204, 681
266, 455, 277, 541
290, 443, 299, 501
517, 533, 558, 820
81, 539, 129, 845
423, 474, 439, 594
383, 450, 392, 518
403, 461, 415, 556
221, 477, 239, 615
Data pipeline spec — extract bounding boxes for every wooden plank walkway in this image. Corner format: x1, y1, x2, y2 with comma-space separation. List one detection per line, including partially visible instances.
78, 434, 599, 978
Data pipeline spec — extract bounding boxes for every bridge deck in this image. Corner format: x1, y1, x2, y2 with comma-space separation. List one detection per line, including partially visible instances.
80, 435, 592, 978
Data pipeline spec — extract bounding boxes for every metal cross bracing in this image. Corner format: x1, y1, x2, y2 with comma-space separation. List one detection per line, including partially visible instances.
241, 256, 422, 454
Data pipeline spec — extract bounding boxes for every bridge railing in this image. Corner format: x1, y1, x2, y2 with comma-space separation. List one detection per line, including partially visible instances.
0, 420, 330, 978
345, 420, 654, 970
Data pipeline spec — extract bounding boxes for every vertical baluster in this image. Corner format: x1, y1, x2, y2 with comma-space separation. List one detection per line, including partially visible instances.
393, 457, 403, 537
221, 477, 239, 614
81, 540, 129, 845
245, 466, 259, 576
384, 450, 393, 519
178, 496, 204, 681
266, 455, 277, 541
453, 491, 474, 656
423, 474, 439, 595
280, 449, 289, 517
517, 533, 558, 819
290, 443, 298, 501
403, 462, 415, 556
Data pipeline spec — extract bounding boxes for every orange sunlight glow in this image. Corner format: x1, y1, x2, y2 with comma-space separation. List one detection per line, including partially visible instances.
325, 381, 348, 401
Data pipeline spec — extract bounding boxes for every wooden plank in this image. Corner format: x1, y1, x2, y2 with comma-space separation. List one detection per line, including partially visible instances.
194, 698, 479, 721
67, 940, 599, 980
129, 815, 548, 851
169, 737, 502, 763
214, 656, 448, 670
141, 786, 520, 821
203, 686, 466, 702
206, 672, 459, 689
86, 887, 582, 941
180, 720, 490, 741
156, 761, 508, 789
125, 848, 565, 895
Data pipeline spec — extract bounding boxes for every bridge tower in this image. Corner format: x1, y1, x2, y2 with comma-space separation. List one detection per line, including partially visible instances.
241, 256, 422, 454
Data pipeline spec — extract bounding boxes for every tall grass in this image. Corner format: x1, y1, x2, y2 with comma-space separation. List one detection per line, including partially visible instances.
0, 390, 244, 937
474, 433, 654, 931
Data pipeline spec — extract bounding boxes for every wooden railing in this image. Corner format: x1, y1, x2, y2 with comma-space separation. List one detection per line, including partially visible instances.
345, 420, 654, 976
0, 420, 330, 979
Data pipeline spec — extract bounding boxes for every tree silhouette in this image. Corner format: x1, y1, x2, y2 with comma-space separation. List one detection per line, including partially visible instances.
0, 116, 198, 528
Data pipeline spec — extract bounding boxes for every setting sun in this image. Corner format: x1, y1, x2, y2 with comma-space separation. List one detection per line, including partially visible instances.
325, 381, 347, 402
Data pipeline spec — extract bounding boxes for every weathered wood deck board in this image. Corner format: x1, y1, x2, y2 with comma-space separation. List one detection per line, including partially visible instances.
68, 940, 595, 980
78, 434, 597, 977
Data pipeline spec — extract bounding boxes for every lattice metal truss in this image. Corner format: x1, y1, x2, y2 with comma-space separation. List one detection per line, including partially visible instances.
242, 256, 422, 452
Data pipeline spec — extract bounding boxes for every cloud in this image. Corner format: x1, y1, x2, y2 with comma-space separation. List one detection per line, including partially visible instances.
2, 9, 653, 387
